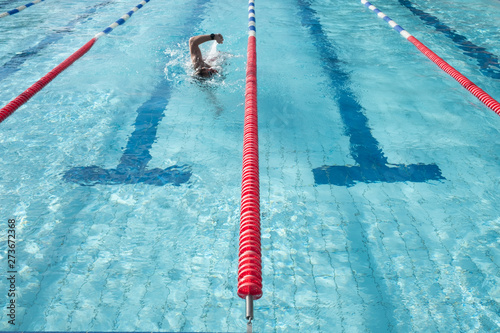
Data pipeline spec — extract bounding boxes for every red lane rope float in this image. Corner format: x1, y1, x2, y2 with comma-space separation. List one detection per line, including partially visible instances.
408, 36, 500, 116
0, 0, 151, 124
361, 0, 500, 117
238, 0, 262, 308
0, 39, 96, 123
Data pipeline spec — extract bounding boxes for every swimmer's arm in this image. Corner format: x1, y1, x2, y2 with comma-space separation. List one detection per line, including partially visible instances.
189, 34, 224, 68
189, 34, 224, 49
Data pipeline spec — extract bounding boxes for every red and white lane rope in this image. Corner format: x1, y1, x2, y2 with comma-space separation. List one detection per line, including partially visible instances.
361, 0, 500, 117
238, 0, 261, 332
0, 0, 151, 124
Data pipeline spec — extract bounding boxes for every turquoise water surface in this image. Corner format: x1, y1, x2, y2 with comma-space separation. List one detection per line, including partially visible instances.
0, 0, 499, 331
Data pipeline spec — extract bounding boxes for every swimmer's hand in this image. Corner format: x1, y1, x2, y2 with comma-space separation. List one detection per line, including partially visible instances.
214, 34, 224, 44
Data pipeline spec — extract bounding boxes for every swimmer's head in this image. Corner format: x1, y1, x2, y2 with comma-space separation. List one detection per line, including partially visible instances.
196, 67, 218, 77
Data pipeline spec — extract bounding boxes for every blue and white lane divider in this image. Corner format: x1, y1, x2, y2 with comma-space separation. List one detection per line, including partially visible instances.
0, 0, 45, 18
94, 0, 150, 39
248, 1, 256, 37
361, 0, 412, 39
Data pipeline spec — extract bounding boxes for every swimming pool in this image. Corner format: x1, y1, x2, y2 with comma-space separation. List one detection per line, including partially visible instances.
0, 0, 499, 331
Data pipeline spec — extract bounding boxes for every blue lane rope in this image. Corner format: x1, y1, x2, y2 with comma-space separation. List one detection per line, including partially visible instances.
361, 0, 412, 39
0, 0, 45, 18
248, 1, 256, 36
94, 0, 150, 39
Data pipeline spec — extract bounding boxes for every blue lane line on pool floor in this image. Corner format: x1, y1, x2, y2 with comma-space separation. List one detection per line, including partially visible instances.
64, 0, 211, 186
63, 81, 192, 186
398, 0, 500, 79
297, 0, 444, 187
0, 1, 114, 83
298, 3, 399, 331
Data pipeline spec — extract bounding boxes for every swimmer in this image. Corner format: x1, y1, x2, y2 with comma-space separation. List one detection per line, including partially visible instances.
189, 33, 224, 77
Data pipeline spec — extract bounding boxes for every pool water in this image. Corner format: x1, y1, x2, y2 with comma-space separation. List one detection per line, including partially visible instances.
0, 0, 499, 331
